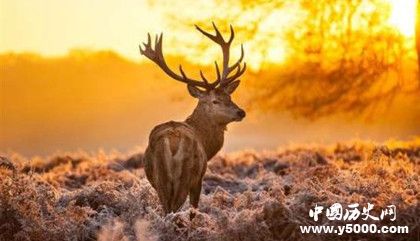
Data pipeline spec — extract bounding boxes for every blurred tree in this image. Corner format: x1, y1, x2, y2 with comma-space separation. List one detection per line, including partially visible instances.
416, 0, 420, 79
151, 0, 415, 119
148, 0, 287, 70
265, 0, 409, 118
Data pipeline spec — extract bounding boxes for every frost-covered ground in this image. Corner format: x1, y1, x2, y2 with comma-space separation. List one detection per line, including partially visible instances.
0, 141, 419, 241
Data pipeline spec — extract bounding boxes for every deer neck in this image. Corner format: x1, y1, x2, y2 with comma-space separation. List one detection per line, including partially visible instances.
185, 108, 226, 160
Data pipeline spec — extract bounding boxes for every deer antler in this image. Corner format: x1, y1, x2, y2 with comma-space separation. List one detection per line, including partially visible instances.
139, 23, 246, 91
195, 22, 246, 88
139, 33, 210, 89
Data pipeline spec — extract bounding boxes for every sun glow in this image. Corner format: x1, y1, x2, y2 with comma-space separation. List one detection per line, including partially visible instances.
0, 0, 417, 68
387, 0, 417, 36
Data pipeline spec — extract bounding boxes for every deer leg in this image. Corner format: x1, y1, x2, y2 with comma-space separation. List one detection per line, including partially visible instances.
170, 137, 185, 211
154, 137, 174, 215
155, 169, 172, 214
189, 182, 202, 220
157, 187, 170, 214
170, 164, 190, 213
189, 181, 202, 209
190, 143, 207, 219
171, 187, 189, 212
170, 168, 190, 212
171, 137, 194, 212
190, 148, 206, 209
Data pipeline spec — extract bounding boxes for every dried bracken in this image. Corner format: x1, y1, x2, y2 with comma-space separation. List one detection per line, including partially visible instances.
0, 142, 419, 241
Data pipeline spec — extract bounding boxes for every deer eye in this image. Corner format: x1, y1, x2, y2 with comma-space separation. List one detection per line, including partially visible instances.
212, 100, 220, 105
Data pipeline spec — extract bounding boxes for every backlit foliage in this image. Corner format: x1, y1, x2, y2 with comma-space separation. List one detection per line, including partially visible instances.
152, 0, 419, 118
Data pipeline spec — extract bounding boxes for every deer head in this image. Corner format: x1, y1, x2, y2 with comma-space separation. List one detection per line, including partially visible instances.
139, 23, 246, 125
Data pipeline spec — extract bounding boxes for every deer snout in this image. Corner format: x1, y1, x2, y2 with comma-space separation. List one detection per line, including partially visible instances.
236, 109, 246, 119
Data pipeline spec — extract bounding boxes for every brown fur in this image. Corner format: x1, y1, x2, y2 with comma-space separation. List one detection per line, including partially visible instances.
141, 24, 246, 214
144, 88, 245, 214
144, 121, 207, 213
185, 108, 226, 160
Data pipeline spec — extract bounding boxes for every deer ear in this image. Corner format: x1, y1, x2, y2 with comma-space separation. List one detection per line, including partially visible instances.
187, 85, 205, 98
224, 80, 240, 94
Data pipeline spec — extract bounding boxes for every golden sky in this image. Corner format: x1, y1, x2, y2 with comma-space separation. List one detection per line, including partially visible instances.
0, 0, 165, 60
0, 0, 416, 66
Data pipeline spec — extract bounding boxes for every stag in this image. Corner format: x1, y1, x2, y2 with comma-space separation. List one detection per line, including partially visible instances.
139, 23, 246, 214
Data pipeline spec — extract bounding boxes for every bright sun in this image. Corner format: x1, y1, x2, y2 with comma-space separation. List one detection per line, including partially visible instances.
387, 0, 417, 36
